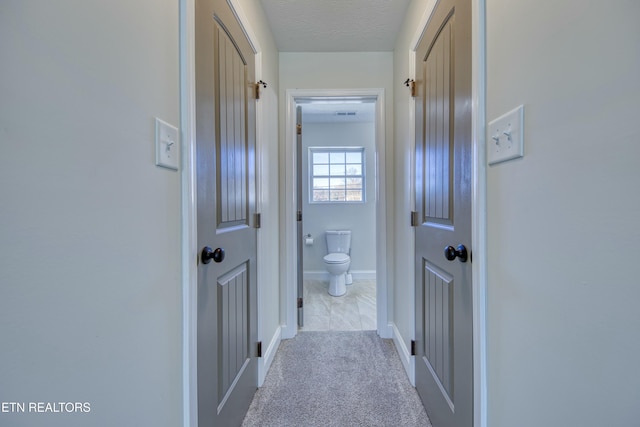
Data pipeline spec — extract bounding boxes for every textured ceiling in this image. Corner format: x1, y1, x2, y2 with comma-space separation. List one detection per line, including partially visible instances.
259, 0, 411, 52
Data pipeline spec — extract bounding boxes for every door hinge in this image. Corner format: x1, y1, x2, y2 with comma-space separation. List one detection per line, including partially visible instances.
410, 211, 420, 227
297, 297, 303, 309
255, 80, 267, 100
411, 340, 416, 356
297, 210, 302, 222
253, 213, 261, 229
296, 124, 302, 135
257, 341, 262, 358
404, 78, 416, 97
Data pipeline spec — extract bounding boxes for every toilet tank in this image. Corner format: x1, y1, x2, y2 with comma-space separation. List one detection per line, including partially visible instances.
326, 230, 351, 254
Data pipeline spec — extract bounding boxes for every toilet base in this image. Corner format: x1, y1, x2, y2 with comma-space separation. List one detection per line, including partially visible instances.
328, 273, 347, 297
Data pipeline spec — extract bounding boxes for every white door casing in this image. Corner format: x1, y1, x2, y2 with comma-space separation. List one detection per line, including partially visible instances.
282, 89, 390, 340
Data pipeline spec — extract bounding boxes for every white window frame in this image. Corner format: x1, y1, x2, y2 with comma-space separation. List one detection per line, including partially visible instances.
308, 147, 365, 204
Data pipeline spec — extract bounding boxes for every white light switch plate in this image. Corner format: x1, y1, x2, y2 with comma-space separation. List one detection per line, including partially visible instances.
487, 105, 524, 165
155, 118, 179, 170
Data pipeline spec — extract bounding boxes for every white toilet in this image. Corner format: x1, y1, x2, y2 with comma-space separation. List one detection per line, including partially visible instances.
323, 230, 351, 297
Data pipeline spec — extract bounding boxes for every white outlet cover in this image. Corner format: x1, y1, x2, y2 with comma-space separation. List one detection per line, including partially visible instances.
487, 105, 524, 165
155, 118, 179, 170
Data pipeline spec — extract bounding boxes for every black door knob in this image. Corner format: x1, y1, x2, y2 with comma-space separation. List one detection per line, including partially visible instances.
201, 246, 225, 264
444, 244, 468, 263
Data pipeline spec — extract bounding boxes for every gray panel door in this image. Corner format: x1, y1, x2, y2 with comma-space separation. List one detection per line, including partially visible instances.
414, 0, 472, 426
296, 106, 304, 327
195, 0, 258, 425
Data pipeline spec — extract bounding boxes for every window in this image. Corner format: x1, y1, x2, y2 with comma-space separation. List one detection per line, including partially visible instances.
309, 147, 365, 203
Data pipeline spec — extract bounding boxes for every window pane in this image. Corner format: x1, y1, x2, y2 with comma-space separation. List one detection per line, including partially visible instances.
313, 164, 329, 176
313, 190, 329, 201
329, 164, 345, 176
346, 190, 362, 201
330, 152, 345, 164
313, 178, 329, 189
346, 165, 361, 176
345, 152, 361, 163
313, 152, 328, 163
330, 190, 346, 201
346, 177, 362, 189
329, 178, 345, 190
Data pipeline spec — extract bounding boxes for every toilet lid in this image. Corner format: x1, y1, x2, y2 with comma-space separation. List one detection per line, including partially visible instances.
323, 253, 350, 264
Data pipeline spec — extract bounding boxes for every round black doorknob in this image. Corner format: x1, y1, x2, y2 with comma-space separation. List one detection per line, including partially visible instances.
201, 246, 225, 264
444, 244, 468, 262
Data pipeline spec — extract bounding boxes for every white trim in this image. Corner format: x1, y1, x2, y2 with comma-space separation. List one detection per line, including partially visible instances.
408, 2, 488, 427
303, 270, 377, 281
226, 0, 261, 55
258, 326, 281, 386
410, 0, 439, 50
280, 91, 298, 340
471, 1, 488, 427
179, 1, 197, 426
403, 0, 438, 386
180, 1, 266, 425
392, 322, 415, 387
282, 88, 390, 340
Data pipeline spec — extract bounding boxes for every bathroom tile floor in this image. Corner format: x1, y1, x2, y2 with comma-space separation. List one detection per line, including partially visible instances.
299, 278, 377, 331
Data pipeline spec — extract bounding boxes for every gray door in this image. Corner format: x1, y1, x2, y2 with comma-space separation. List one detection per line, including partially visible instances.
296, 106, 304, 327
414, 0, 473, 426
195, 0, 258, 425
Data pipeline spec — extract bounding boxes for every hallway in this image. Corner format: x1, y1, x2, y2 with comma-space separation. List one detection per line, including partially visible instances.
1, 1, 639, 427
242, 331, 430, 427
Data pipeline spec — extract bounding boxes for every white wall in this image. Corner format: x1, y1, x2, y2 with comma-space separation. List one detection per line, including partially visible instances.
392, 0, 434, 371
485, 1, 640, 426
233, 0, 282, 382
0, 1, 181, 426
301, 120, 376, 273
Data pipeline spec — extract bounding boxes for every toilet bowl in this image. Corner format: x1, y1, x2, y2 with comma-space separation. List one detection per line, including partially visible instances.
323, 230, 351, 297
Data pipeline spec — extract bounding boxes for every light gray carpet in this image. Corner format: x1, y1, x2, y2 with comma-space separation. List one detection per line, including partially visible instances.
242, 331, 431, 427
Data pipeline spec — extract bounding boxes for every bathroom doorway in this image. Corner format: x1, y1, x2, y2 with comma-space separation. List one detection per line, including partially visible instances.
282, 89, 390, 339
299, 98, 376, 331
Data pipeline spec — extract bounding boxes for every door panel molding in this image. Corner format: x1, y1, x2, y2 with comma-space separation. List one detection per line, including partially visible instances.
215, 21, 250, 227
217, 262, 250, 408
422, 260, 454, 401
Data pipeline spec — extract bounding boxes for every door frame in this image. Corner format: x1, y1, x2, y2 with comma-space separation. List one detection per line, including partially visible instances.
409, 1, 487, 427
179, 0, 265, 425
281, 88, 391, 340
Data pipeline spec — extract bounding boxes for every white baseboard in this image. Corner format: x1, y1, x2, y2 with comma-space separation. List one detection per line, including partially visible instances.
378, 321, 393, 339
303, 270, 376, 281
391, 322, 415, 386
258, 326, 281, 387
